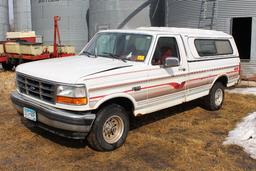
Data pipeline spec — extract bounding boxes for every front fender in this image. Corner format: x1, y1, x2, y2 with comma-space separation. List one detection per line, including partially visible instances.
90, 92, 137, 110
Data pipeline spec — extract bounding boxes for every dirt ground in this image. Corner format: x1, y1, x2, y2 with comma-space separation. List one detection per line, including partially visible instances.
0, 71, 256, 171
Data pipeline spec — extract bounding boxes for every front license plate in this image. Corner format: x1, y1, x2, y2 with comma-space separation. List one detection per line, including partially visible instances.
23, 107, 37, 122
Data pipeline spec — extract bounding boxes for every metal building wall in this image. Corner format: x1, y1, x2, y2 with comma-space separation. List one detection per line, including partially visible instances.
166, 0, 256, 31
216, 0, 256, 79
166, 0, 256, 79
89, 0, 152, 38
0, 0, 9, 41
31, 0, 89, 52
13, 0, 32, 31
166, 0, 256, 39
216, 0, 256, 33
165, 0, 201, 28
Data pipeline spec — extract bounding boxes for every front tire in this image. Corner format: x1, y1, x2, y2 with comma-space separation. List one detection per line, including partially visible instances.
203, 82, 225, 111
87, 104, 129, 151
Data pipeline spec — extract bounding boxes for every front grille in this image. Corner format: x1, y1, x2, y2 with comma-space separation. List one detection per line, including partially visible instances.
17, 74, 56, 104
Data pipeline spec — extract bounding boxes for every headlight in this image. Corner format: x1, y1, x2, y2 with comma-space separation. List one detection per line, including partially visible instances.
56, 85, 87, 105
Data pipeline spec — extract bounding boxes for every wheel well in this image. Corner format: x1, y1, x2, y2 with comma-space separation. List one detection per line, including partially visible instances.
94, 97, 135, 115
215, 76, 228, 87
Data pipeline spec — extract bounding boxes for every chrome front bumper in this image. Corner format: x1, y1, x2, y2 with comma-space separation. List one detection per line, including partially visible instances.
11, 91, 96, 139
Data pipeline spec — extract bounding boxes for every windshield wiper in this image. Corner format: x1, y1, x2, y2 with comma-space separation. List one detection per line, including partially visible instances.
81, 51, 97, 58
102, 52, 127, 62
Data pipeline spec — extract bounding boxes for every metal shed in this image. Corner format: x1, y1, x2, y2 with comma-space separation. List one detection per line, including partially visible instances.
166, 0, 256, 79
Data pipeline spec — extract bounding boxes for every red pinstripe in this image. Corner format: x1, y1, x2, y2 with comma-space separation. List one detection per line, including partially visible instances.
90, 65, 239, 91
85, 65, 239, 82
89, 66, 239, 101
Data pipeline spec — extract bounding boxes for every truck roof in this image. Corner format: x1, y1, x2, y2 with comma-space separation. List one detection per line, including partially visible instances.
100, 27, 232, 38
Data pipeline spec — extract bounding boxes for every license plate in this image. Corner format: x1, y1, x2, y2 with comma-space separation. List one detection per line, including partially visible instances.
23, 107, 37, 122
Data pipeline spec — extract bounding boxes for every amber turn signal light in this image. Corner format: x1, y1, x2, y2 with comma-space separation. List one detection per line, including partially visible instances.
56, 96, 87, 105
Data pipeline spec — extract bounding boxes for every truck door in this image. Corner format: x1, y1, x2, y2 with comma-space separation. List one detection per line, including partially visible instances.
146, 35, 189, 113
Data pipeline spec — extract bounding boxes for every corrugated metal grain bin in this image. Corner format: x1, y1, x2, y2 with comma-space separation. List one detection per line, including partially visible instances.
89, 0, 153, 38
31, 0, 89, 52
0, 0, 9, 41
13, 0, 32, 31
165, 0, 202, 28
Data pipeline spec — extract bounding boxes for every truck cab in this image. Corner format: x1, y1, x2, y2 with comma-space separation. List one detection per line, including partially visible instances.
11, 27, 240, 151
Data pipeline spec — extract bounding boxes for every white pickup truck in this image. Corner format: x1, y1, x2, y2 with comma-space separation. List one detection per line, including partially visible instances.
11, 27, 240, 151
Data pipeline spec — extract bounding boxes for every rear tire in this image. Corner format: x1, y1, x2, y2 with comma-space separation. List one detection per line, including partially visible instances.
87, 104, 129, 151
202, 82, 225, 111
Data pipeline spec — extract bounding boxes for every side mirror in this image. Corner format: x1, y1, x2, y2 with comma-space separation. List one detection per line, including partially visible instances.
164, 57, 179, 67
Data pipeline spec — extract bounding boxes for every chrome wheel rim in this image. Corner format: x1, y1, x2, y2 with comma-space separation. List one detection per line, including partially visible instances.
103, 115, 124, 144
215, 88, 223, 106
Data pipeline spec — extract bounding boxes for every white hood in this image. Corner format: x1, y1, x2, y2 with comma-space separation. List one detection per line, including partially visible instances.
16, 55, 133, 84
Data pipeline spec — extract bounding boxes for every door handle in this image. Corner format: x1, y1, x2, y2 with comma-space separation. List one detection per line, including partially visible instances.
132, 86, 141, 91
178, 67, 186, 71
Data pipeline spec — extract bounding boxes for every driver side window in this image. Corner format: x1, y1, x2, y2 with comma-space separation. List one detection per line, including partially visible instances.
152, 37, 180, 65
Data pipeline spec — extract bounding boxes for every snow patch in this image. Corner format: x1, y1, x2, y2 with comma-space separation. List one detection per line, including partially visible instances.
223, 112, 256, 159
226, 88, 256, 96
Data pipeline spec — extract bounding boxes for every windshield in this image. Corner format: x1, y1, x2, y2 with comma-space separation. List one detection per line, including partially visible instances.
82, 33, 153, 62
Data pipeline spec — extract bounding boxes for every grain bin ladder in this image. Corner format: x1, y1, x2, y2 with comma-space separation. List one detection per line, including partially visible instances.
198, 0, 217, 29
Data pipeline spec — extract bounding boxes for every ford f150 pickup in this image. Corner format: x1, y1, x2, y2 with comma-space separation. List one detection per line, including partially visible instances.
11, 27, 240, 151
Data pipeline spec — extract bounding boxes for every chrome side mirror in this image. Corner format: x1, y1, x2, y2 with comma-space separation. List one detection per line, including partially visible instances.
164, 57, 179, 67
